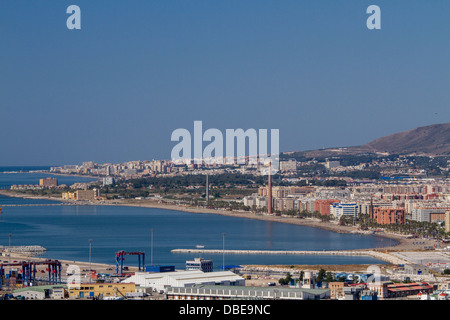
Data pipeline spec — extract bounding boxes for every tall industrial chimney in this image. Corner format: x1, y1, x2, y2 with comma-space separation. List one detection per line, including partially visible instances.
268, 162, 272, 215
370, 195, 373, 221
206, 173, 209, 204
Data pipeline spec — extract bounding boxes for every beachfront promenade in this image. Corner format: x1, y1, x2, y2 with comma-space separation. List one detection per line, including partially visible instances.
171, 249, 409, 265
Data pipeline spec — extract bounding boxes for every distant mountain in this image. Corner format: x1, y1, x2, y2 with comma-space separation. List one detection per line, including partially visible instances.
359, 122, 450, 156
287, 122, 450, 158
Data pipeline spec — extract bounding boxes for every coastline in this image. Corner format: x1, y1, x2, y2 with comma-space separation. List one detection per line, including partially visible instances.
0, 189, 434, 254
105, 200, 425, 252
43, 172, 101, 180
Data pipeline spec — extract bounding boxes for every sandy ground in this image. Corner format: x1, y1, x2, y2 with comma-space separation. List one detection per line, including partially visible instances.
241, 264, 391, 286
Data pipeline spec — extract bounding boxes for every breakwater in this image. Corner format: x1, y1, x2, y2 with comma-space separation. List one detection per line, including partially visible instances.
171, 249, 409, 265
0, 245, 47, 255
0, 203, 81, 207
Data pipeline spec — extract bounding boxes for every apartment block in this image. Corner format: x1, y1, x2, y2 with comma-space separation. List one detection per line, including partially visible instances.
62, 189, 99, 201
75, 189, 99, 201
314, 199, 340, 216
39, 178, 58, 188
411, 207, 450, 223
274, 198, 295, 212
279, 159, 297, 171
371, 208, 406, 225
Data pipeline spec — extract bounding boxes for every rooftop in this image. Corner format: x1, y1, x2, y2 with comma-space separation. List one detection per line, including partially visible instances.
14, 285, 66, 293
123, 270, 244, 283
191, 285, 330, 295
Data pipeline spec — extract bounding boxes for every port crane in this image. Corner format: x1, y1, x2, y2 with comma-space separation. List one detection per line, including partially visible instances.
0, 259, 62, 289
115, 251, 145, 275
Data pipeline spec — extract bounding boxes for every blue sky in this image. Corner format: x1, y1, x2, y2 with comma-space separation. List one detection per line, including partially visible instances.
1, 1, 449, 166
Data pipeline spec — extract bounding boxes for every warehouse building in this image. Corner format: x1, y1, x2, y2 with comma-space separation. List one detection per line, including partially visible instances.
122, 270, 245, 292
404, 264, 431, 276
13, 285, 66, 300
67, 282, 136, 299
166, 285, 330, 300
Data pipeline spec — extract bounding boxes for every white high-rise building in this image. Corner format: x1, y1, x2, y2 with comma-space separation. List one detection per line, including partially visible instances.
330, 203, 358, 220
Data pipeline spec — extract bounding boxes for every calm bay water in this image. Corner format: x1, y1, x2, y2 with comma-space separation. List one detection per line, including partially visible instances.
0, 171, 394, 270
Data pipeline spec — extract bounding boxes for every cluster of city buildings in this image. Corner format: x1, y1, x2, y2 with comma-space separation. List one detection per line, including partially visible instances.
46, 152, 450, 183
243, 180, 450, 229
48, 158, 340, 179
50, 160, 181, 179
45, 158, 359, 180
10, 177, 62, 191
22, 158, 450, 230
8, 177, 102, 202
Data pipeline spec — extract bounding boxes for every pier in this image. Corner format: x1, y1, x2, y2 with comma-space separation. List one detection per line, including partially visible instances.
171, 249, 409, 265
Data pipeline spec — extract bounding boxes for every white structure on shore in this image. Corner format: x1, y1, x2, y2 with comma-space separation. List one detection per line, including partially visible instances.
122, 270, 245, 292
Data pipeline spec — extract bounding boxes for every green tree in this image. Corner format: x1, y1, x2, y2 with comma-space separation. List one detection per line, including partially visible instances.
278, 272, 292, 285
317, 268, 326, 283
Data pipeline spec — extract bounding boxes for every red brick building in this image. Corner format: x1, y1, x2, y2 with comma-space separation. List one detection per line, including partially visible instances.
314, 199, 340, 216
371, 207, 406, 225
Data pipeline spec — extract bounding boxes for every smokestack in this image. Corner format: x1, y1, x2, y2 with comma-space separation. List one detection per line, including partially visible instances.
206, 174, 209, 204
369, 195, 373, 221
268, 162, 272, 215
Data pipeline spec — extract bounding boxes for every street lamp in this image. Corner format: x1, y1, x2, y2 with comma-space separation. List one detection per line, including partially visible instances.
88, 239, 93, 282
222, 233, 226, 271
150, 229, 154, 267
8, 233, 12, 284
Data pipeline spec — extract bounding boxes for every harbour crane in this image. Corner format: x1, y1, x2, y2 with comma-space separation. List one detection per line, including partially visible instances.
115, 251, 145, 275
0, 259, 62, 289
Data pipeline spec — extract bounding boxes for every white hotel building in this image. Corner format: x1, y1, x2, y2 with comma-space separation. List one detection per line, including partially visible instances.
330, 203, 359, 220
